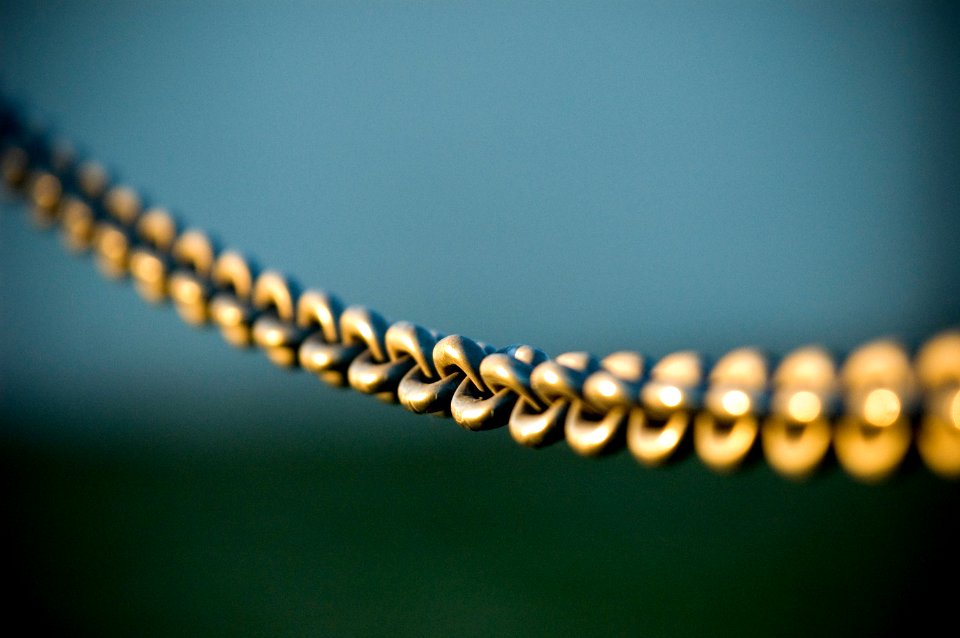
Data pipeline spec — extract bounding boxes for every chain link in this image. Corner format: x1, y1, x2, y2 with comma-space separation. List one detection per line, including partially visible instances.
2, 105, 960, 483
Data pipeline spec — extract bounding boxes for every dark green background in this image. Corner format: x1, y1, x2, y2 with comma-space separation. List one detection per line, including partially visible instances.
3, 1, 960, 636
4, 403, 958, 637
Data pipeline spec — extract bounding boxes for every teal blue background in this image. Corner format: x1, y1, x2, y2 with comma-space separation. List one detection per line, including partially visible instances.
2, 2, 959, 636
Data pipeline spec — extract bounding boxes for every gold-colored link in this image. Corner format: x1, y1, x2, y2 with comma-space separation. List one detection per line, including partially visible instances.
29, 171, 62, 226
915, 331, 960, 478
89, 186, 143, 279
834, 340, 914, 482
565, 402, 628, 457
443, 344, 544, 430
582, 351, 644, 413
104, 185, 141, 226
761, 347, 835, 479
510, 352, 599, 448
58, 196, 96, 252
251, 271, 303, 368
388, 322, 452, 414
386, 322, 439, 381
531, 353, 599, 403
208, 251, 258, 348
296, 290, 358, 387
77, 161, 109, 200
128, 208, 177, 303
629, 351, 702, 467
481, 350, 549, 411
168, 230, 216, 326
694, 348, 766, 472
342, 308, 412, 402
433, 335, 500, 430
566, 352, 643, 457
476, 345, 550, 428
92, 221, 132, 279
434, 336, 491, 394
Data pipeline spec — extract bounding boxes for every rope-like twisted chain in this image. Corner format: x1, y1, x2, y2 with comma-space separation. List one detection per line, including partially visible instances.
3, 106, 958, 483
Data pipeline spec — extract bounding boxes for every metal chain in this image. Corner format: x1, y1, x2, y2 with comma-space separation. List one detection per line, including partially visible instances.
2, 106, 959, 483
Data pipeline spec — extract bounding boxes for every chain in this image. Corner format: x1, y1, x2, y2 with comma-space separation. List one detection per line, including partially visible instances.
2, 105, 959, 483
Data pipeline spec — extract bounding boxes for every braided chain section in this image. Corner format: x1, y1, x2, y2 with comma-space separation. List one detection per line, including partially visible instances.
2, 106, 959, 483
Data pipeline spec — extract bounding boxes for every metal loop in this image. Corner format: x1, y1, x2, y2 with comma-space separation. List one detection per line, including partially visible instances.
29, 171, 62, 226
433, 335, 491, 393
92, 220, 132, 279
104, 185, 142, 226
396, 366, 461, 416
347, 350, 413, 402
565, 401, 629, 457
168, 230, 216, 326
480, 347, 549, 411
640, 351, 703, 416
510, 351, 597, 448
208, 251, 258, 348
298, 290, 344, 345
58, 196, 96, 253
432, 335, 496, 430
917, 413, 960, 479
834, 340, 914, 482
465, 345, 551, 430
386, 322, 440, 378
761, 346, 836, 479
340, 306, 390, 362
251, 271, 304, 368
564, 352, 640, 457
582, 351, 644, 412
91, 182, 140, 278
841, 339, 917, 426
342, 307, 410, 400
171, 229, 216, 278
834, 416, 911, 484
530, 352, 599, 405
297, 290, 360, 387
128, 208, 177, 303
77, 161, 109, 200
626, 410, 689, 467
387, 323, 454, 414
695, 348, 767, 472
446, 344, 545, 431
915, 331, 960, 478
629, 351, 703, 466
510, 399, 572, 448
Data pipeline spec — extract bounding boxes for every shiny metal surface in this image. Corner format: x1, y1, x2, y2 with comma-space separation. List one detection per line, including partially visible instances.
389, 322, 454, 414
695, 348, 766, 472
762, 347, 836, 479
508, 352, 596, 448
629, 351, 702, 466
129, 208, 177, 304
251, 271, 303, 368
834, 340, 915, 482
916, 331, 960, 477
209, 251, 258, 348
2, 115, 959, 482
168, 230, 215, 326
297, 289, 357, 387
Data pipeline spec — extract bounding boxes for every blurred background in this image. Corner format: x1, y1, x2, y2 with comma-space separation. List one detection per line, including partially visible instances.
1, 1, 958, 635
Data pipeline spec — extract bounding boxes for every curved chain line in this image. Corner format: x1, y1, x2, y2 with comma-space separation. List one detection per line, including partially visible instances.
2, 106, 959, 483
